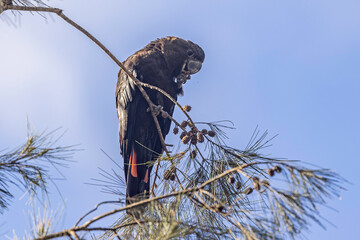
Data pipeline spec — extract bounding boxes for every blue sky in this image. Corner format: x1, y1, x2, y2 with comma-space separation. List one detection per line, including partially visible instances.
1, 0, 359, 239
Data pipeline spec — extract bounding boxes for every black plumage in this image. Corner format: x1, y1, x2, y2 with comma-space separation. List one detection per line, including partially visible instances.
115, 37, 204, 204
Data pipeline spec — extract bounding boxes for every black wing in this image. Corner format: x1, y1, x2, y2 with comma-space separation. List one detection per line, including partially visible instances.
116, 64, 170, 200
116, 65, 141, 184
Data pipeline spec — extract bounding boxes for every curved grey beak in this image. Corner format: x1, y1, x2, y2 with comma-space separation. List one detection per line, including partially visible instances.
187, 60, 202, 74
176, 59, 203, 86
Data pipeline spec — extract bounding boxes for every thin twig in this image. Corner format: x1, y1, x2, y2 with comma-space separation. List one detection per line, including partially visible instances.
150, 160, 160, 196
75, 200, 122, 227
161, 109, 187, 132
139, 82, 195, 126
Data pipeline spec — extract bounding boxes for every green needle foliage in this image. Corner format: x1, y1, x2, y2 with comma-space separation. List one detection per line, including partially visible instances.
93, 123, 345, 240
0, 128, 74, 213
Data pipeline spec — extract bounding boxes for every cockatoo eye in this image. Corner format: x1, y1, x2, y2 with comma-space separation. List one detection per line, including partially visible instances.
187, 49, 194, 56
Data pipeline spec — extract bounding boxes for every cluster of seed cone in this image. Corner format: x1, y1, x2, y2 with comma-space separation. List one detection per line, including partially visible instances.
199, 172, 275, 214
210, 203, 226, 213
173, 105, 216, 146
227, 173, 272, 196
163, 168, 176, 181
174, 123, 215, 145
267, 165, 282, 177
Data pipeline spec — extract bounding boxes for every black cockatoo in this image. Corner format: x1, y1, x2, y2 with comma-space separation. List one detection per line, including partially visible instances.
116, 37, 205, 204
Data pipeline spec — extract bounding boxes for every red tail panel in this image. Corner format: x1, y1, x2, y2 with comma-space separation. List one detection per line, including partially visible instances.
144, 169, 149, 183
130, 149, 138, 177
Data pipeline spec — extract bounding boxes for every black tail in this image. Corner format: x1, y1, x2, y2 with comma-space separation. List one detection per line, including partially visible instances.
125, 148, 151, 206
